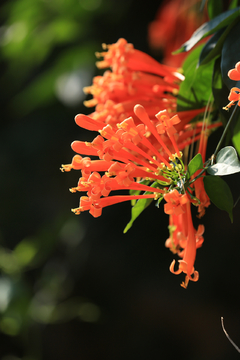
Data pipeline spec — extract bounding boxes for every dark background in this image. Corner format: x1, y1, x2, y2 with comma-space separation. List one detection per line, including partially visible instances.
1, 0, 240, 359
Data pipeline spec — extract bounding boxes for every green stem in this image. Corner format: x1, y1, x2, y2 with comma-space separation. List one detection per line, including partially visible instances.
187, 103, 239, 186
186, 188, 200, 204
213, 103, 239, 161
184, 103, 239, 191
187, 159, 211, 186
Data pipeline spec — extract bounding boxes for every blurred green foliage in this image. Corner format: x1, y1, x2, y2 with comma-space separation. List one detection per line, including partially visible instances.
0, 0, 164, 358
1, 1, 240, 359
0, 0, 131, 116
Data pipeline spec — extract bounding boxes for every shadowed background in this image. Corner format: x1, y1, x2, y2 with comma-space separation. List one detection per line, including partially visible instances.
1, 0, 240, 359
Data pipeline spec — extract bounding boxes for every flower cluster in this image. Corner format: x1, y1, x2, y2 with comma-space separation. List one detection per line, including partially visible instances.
82, 38, 207, 130
62, 39, 222, 288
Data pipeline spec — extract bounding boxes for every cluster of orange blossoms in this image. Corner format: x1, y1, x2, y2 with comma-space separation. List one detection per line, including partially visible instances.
62, 39, 221, 288
83, 38, 186, 128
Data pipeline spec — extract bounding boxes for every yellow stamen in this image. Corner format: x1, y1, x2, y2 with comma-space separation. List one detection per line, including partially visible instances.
83, 99, 98, 107
60, 164, 72, 172
71, 208, 81, 215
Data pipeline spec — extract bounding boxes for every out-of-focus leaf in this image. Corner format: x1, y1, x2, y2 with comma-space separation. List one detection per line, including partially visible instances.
46, 19, 80, 43
200, 0, 207, 11
221, 19, 240, 90
229, 0, 239, 9
203, 175, 233, 221
198, 16, 240, 67
207, 146, 240, 175
13, 239, 38, 267
0, 278, 32, 335
8, 45, 95, 116
232, 117, 240, 156
207, 0, 223, 19
174, 7, 240, 53
198, 28, 225, 66
212, 57, 230, 117
29, 297, 101, 324
0, 317, 21, 336
177, 44, 214, 111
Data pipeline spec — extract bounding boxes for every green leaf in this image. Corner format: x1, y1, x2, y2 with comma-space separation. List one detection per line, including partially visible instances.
198, 28, 225, 66
232, 117, 240, 156
212, 57, 231, 118
207, 146, 240, 175
8, 45, 95, 116
229, 0, 239, 10
123, 197, 153, 233
203, 175, 233, 221
207, 0, 223, 19
129, 180, 150, 205
181, 44, 203, 73
187, 153, 204, 179
174, 7, 240, 54
155, 196, 163, 208
177, 44, 214, 111
221, 19, 240, 90
198, 16, 240, 67
13, 239, 38, 268
124, 182, 159, 233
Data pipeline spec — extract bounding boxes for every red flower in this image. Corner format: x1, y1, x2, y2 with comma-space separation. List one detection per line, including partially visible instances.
62, 99, 222, 288
61, 36, 225, 288
193, 123, 210, 218
228, 61, 240, 81
169, 201, 204, 288
62, 104, 189, 217
95, 38, 181, 77
148, 0, 208, 67
194, 176, 210, 218
223, 87, 240, 110
228, 87, 240, 104
164, 189, 189, 216
83, 38, 190, 129
223, 62, 240, 110
74, 193, 158, 218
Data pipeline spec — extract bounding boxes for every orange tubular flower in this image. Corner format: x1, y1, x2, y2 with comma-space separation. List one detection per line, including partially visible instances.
95, 38, 181, 78
169, 200, 203, 288
193, 124, 210, 218
61, 104, 191, 217
62, 38, 224, 288
164, 189, 189, 216
223, 62, 240, 110
228, 61, 240, 81
82, 38, 209, 132
223, 87, 240, 110
166, 212, 188, 254
166, 211, 204, 254
62, 100, 215, 288
228, 87, 240, 105
74, 193, 157, 218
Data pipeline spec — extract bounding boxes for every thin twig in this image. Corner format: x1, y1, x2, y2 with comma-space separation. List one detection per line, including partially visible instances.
221, 317, 240, 353
234, 195, 240, 208
213, 104, 239, 158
